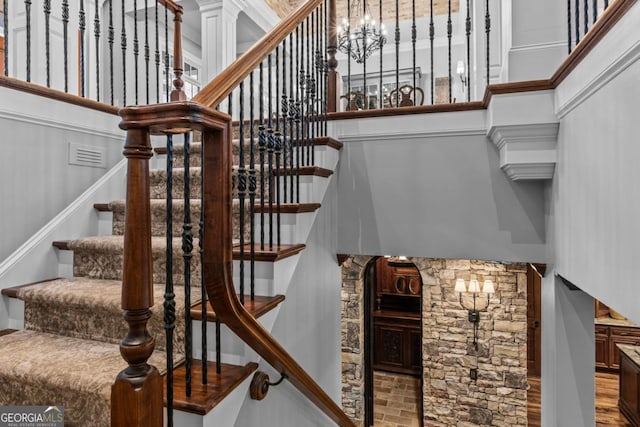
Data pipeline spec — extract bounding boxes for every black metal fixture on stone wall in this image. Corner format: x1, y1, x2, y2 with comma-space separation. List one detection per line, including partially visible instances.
455, 278, 495, 351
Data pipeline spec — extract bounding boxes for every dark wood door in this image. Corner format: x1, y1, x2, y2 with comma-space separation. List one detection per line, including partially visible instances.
527, 264, 543, 376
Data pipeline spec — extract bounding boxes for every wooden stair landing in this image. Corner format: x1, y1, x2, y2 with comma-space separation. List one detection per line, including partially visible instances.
167, 361, 258, 415
232, 243, 305, 261
191, 294, 285, 322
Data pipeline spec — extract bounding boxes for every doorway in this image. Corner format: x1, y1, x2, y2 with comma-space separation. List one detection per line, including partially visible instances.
364, 257, 423, 427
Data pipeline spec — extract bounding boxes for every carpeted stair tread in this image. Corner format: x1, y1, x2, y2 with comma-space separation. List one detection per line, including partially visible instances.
0, 330, 172, 427
107, 198, 254, 240
15, 277, 187, 352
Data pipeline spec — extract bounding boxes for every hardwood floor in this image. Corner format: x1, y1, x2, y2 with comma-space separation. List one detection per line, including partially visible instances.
528, 372, 632, 426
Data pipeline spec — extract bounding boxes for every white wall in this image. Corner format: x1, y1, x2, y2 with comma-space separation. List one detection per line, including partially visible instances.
0, 86, 124, 263
553, 1, 640, 326
331, 110, 547, 263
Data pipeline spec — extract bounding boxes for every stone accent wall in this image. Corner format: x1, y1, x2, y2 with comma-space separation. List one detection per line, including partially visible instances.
341, 257, 528, 426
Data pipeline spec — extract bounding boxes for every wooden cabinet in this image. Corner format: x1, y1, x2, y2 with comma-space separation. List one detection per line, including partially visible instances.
619, 349, 640, 426
595, 324, 640, 371
373, 257, 422, 375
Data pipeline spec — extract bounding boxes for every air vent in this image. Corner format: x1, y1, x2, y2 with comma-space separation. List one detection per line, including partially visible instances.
68, 142, 106, 168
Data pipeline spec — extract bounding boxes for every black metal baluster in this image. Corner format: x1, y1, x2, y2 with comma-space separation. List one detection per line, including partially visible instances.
379, 0, 383, 108
323, 0, 329, 133
411, 0, 416, 105
268, 53, 274, 250
63, 0, 69, 90
466, 0, 471, 102
429, 0, 434, 104
145, 0, 150, 104
275, 44, 282, 248
299, 19, 306, 166
567, 0, 572, 53
395, 0, 400, 106
289, 32, 295, 203
314, 9, 320, 133
281, 39, 288, 205
164, 5, 169, 102
134, 0, 139, 104
121, 0, 127, 105
447, 0, 452, 103
25, 0, 31, 82
44, 1, 51, 87
182, 131, 193, 398
94, 0, 100, 101
108, 0, 114, 103
485, 0, 491, 88
79, 0, 86, 97
604, 0, 609, 9
3, 0, 7, 77
155, 0, 160, 103
362, 5, 367, 111
295, 27, 301, 203
306, 15, 312, 163
584, 0, 588, 34
238, 82, 247, 304
164, 134, 176, 427
249, 71, 257, 302
592, 0, 597, 24
347, 0, 351, 110
258, 60, 266, 250
199, 141, 208, 383
575, 0, 580, 46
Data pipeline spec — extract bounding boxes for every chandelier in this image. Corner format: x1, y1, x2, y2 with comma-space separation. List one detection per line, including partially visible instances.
337, 0, 387, 63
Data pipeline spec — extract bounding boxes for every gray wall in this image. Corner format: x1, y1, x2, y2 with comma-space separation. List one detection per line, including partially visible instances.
0, 86, 124, 263
333, 111, 547, 263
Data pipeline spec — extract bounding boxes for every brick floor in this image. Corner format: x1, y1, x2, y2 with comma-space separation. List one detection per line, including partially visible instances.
374, 371, 421, 427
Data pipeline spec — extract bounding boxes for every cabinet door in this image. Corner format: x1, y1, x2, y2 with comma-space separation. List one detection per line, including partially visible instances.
374, 324, 404, 369
619, 353, 640, 424
595, 334, 609, 369
610, 336, 640, 370
407, 329, 422, 372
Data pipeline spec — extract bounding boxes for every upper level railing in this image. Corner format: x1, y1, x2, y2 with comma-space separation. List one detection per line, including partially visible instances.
1, 0, 183, 106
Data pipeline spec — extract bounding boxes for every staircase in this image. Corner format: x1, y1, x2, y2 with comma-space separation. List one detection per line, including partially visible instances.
0, 127, 342, 425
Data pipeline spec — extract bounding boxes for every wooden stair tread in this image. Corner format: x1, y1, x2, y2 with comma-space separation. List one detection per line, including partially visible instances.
167, 361, 258, 415
277, 165, 333, 177
0, 329, 18, 337
1, 278, 60, 298
191, 294, 285, 322
253, 202, 321, 213
232, 243, 305, 261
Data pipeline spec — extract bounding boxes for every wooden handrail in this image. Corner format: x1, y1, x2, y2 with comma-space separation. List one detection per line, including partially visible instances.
119, 101, 356, 426
192, 0, 324, 108
157, 0, 182, 14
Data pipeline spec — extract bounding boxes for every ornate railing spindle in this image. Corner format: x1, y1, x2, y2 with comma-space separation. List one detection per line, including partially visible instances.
44, 1, 51, 87
164, 134, 176, 427
268, 53, 275, 249
238, 81, 247, 304
145, 0, 150, 104
395, 0, 400, 106
567, 0, 572, 53
259, 61, 266, 250
429, 0, 434, 104
121, 0, 127, 105
155, 1, 161, 103
94, 0, 100, 101
275, 44, 283, 248
485, 0, 491, 87
249, 71, 257, 302
281, 40, 289, 205
25, 0, 31, 82
79, 0, 86, 97
411, 0, 416, 105
447, 0, 452, 103
108, 0, 114, 103
3, 0, 7, 77
182, 131, 193, 398
466, 0, 471, 102
134, 0, 139, 104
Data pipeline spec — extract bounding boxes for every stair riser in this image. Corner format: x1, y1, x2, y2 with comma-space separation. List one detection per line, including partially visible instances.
149, 170, 270, 201
72, 247, 201, 287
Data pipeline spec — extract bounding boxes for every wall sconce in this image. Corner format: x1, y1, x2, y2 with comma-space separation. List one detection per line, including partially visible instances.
455, 278, 495, 350
456, 60, 468, 89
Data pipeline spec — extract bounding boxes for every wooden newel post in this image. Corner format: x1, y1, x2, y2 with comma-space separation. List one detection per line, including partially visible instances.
111, 126, 162, 427
327, 0, 338, 113
171, 5, 186, 102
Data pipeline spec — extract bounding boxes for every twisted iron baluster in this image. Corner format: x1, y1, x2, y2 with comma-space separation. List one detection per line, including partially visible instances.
164, 5, 169, 102
324, 0, 329, 134
592, 0, 597, 24
447, 0, 452, 103
199, 132, 208, 383
94, 0, 100, 101
182, 132, 193, 397
295, 26, 302, 203
485, 0, 491, 88
466, 0, 471, 102
249, 71, 257, 303
164, 135, 176, 427
575, 0, 580, 48
42, 0, 51, 87
79, 0, 86, 97
121, 0, 127, 105
145, 0, 150, 104
108, 0, 114, 104
584, 0, 588, 34
395, 0, 400, 106
155, 0, 160, 103
3, 0, 7, 77
411, 0, 416, 105
379, 0, 383, 108
430, 0, 434, 104
289, 32, 295, 203
63, 0, 69, 91
268, 53, 274, 250
299, 20, 306, 166
275, 45, 282, 249
238, 81, 247, 305
134, 0, 139, 104
281, 39, 289, 204
25, 0, 31, 82
604, 0, 609, 9
347, 0, 351, 110
258, 82, 267, 249
567, 0, 572, 54
306, 15, 314, 163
